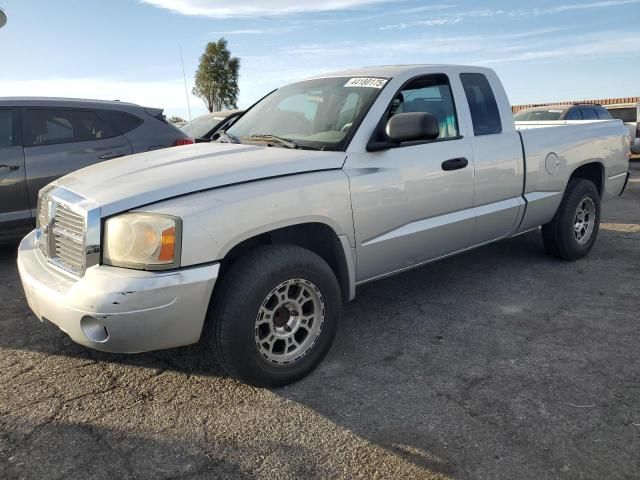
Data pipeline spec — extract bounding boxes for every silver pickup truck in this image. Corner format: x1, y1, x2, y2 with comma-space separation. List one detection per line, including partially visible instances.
17, 65, 631, 386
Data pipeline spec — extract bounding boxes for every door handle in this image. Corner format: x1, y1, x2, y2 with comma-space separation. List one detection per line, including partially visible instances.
441, 157, 469, 171
98, 152, 124, 160
0, 164, 19, 172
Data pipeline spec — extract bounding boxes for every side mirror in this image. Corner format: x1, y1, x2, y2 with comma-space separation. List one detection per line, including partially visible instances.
385, 112, 440, 143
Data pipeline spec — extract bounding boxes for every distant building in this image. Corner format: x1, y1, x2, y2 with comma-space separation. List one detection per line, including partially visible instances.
512, 97, 640, 113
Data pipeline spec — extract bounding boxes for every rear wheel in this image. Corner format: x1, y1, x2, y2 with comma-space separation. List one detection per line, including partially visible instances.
542, 179, 601, 260
207, 244, 342, 387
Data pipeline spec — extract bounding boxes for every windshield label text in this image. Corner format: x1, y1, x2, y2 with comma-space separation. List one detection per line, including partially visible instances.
344, 78, 388, 89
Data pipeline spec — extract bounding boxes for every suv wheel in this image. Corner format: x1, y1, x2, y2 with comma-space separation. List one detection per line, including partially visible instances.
207, 244, 342, 387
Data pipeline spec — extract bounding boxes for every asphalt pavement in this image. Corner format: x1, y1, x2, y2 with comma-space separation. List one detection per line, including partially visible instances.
1, 161, 639, 480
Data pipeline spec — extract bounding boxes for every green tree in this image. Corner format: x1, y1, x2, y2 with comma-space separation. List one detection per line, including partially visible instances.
192, 38, 240, 113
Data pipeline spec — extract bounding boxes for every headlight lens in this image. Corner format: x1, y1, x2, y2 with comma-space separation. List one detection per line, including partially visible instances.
103, 213, 181, 270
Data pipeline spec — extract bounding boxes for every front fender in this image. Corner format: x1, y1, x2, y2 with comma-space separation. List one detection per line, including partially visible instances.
134, 170, 356, 267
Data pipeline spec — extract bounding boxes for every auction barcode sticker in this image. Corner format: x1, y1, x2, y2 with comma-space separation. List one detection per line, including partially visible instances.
344, 78, 388, 89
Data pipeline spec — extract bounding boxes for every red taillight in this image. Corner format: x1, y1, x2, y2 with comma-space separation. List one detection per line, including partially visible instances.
174, 138, 195, 146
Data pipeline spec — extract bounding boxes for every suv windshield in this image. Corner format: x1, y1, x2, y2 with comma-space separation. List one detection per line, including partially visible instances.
514, 109, 565, 121
225, 77, 387, 151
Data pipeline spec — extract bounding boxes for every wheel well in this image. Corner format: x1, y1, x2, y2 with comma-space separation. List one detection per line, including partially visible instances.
220, 223, 352, 302
570, 162, 604, 195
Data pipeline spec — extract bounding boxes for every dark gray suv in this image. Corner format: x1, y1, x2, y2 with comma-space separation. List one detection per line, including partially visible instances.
0, 98, 189, 240
514, 103, 613, 121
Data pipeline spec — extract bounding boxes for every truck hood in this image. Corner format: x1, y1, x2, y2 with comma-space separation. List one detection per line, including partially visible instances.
54, 143, 346, 216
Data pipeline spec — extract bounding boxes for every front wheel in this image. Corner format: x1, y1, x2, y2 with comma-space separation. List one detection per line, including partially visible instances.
542, 178, 601, 261
207, 244, 342, 387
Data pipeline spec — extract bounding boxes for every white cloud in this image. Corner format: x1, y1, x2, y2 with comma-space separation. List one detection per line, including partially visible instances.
140, 0, 394, 17
380, 17, 462, 30
477, 32, 640, 64
509, 0, 640, 16
209, 25, 299, 35
279, 29, 640, 68
210, 29, 268, 35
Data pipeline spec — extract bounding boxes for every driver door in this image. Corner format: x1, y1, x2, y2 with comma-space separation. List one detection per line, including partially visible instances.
344, 74, 476, 282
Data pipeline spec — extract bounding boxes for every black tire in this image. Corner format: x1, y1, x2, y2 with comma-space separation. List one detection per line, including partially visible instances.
206, 244, 342, 387
541, 178, 601, 261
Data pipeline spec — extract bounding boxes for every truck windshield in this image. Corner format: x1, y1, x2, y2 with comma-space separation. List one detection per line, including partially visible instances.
225, 77, 387, 151
514, 110, 564, 121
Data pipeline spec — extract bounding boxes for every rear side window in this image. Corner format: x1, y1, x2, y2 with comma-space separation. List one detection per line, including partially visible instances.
607, 107, 637, 123
595, 107, 612, 120
580, 108, 598, 120
564, 109, 582, 120
24, 109, 116, 146
460, 73, 502, 135
98, 110, 144, 135
0, 110, 14, 148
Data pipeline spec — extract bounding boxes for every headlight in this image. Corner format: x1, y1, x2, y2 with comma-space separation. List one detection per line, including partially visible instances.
103, 213, 181, 270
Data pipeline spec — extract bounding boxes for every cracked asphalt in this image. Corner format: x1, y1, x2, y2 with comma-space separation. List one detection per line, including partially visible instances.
1, 161, 639, 480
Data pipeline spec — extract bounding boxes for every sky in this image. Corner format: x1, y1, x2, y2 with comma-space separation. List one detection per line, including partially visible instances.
0, 0, 638, 120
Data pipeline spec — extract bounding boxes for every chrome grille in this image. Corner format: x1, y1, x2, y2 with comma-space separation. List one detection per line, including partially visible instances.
36, 187, 100, 278
51, 204, 86, 274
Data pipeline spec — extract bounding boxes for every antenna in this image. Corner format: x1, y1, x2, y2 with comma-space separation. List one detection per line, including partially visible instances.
179, 46, 192, 122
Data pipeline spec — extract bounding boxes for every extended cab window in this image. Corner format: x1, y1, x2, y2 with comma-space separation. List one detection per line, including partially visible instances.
0, 110, 14, 148
24, 109, 116, 147
460, 73, 502, 135
388, 74, 459, 139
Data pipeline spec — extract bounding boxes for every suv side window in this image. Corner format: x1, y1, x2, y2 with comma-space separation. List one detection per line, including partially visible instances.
97, 110, 144, 135
460, 73, 502, 135
389, 74, 459, 139
595, 106, 612, 120
0, 110, 14, 148
564, 108, 582, 120
580, 108, 598, 120
23, 108, 116, 147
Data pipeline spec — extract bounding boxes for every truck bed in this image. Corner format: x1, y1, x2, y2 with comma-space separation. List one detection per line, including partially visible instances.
514, 119, 630, 233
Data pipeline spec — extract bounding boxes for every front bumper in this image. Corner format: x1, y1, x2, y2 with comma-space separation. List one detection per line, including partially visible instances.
17, 230, 219, 353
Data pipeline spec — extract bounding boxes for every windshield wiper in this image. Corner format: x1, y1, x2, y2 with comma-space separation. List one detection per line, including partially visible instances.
242, 134, 299, 149
216, 130, 241, 144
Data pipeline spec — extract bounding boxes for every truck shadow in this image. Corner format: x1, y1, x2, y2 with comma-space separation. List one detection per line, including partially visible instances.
1, 420, 257, 479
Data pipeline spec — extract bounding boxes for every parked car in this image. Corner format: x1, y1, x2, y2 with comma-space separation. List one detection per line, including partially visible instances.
0, 97, 190, 241
180, 110, 244, 142
514, 104, 612, 121
17, 65, 630, 387
605, 103, 640, 155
